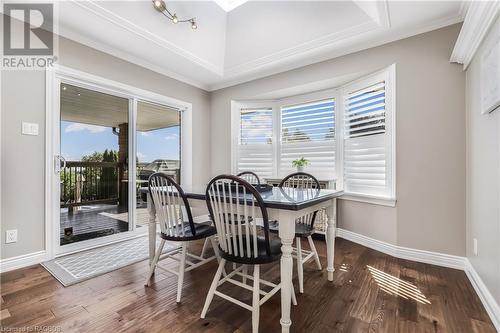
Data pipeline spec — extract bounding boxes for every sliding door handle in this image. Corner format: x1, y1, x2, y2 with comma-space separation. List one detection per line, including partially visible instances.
54, 155, 66, 174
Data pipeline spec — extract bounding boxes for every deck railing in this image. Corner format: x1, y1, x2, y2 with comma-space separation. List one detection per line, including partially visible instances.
60, 161, 181, 209
60, 161, 121, 208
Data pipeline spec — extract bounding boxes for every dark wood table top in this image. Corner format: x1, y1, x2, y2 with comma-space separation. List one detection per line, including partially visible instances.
139, 186, 343, 211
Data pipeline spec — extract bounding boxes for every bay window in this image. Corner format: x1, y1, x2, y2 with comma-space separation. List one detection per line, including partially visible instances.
231, 65, 395, 205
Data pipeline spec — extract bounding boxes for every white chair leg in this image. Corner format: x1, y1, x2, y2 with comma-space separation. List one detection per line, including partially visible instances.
291, 282, 297, 306
296, 237, 304, 293
201, 258, 226, 318
242, 265, 248, 284
176, 242, 187, 303
200, 238, 209, 258
307, 235, 322, 270
209, 236, 228, 277
209, 236, 221, 262
252, 265, 260, 333
145, 239, 166, 287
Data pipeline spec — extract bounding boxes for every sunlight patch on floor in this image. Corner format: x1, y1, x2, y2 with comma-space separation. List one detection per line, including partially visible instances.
367, 265, 431, 304
339, 263, 349, 272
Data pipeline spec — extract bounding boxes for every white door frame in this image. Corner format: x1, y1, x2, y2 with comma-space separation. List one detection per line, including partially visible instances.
45, 65, 193, 259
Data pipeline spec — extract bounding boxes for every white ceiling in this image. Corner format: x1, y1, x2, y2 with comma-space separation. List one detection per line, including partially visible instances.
53, 0, 466, 91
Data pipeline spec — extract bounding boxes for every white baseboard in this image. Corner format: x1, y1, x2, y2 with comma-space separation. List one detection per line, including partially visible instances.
0, 250, 47, 273
465, 259, 500, 332
336, 228, 499, 331
336, 228, 466, 270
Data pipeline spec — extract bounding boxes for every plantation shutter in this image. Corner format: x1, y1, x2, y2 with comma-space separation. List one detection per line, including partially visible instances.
280, 99, 336, 179
343, 72, 393, 198
236, 108, 274, 179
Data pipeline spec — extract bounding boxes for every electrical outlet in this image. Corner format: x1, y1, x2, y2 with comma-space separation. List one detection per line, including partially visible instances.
6, 230, 17, 244
473, 238, 478, 256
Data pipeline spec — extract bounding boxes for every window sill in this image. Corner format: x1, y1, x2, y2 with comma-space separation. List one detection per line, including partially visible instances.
339, 193, 396, 207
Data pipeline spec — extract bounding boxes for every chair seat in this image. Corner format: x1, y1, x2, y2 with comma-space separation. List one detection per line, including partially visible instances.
160, 222, 216, 241
209, 214, 252, 224
268, 220, 315, 238
219, 237, 282, 264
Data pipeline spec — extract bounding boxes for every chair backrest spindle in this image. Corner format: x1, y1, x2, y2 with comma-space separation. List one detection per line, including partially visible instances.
148, 173, 195, 239
279, 172, 320, 228
206, 175, 271, 259
236, 171, 261, 185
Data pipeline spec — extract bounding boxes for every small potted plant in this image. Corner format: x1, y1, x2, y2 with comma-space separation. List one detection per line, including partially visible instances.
292, 157, 309, 172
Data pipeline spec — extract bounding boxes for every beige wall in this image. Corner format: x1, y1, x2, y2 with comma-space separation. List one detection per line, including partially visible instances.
0, 21, 467, 261
1, 32, 211, 259
210, 24, 466, 255
1, 70, 47, 259
466, 16, 500, 305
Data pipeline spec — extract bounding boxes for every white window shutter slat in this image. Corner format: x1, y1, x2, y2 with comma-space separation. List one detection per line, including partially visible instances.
344, 134, 388, 196
280, 99, 335, 179
343, 75, 393, 198
237, 108, 274, 178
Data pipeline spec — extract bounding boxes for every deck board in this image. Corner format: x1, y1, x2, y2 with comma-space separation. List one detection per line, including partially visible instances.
59, 205, 150, 244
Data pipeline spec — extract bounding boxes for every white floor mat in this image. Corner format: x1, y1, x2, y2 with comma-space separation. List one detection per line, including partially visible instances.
42, 236, 179, 286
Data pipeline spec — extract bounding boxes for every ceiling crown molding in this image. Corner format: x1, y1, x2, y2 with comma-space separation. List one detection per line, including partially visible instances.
71, 0, 224, 76
450, 1, 500, 69
223, 20, 380, 78
223, 0, 391, 79
353, 0, 391, 28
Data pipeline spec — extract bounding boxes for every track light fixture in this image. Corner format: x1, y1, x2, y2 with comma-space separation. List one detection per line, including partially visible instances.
152, 0, 197, 30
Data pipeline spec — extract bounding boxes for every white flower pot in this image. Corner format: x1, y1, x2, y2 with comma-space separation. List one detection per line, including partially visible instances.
297, 166, 304, 172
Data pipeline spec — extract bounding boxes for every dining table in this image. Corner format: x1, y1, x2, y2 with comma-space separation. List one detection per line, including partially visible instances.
140, 184, 344, 333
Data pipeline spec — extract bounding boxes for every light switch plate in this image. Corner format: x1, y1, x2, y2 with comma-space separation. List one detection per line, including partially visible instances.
22, 122, 39, 136
6, 230, 17, 244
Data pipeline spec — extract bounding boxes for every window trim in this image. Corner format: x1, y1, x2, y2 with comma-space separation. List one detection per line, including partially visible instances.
340, 64, 396, 202
340, 194, 397, 207
230, 64, 396, 206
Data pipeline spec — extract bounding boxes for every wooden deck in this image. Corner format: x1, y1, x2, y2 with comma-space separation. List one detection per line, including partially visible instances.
59, 205, 150, 245
0, 238, 495, 332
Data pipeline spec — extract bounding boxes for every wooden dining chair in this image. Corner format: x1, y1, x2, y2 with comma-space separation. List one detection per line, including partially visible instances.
201, 172, 258, 259
144, 172, 219, 303
237, 171, 261, 185
269, 172, 322, 293
201, 175, 296, 333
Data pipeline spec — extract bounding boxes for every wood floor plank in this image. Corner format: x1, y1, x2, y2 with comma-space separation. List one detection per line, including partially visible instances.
0, 238, 496, 333
0, 309, 11, 320
368, 254, 398, 333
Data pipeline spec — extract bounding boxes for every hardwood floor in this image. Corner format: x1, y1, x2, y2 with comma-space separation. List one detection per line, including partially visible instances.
0, 238, 495, 333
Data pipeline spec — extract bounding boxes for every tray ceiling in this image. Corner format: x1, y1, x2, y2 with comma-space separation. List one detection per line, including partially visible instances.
52, 0, 465, 91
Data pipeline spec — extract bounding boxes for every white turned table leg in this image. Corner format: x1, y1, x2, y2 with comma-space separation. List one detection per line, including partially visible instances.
147, 193, 157, 265
326, 198, 336, 281
277, 210, 295, 333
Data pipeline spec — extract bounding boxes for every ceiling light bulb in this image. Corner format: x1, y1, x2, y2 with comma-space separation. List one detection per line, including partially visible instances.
152, 0, 166, 12
62, 86, 67, 91
151, 1, 197, 30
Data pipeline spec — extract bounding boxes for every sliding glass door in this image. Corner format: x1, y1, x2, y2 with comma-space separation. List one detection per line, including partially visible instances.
59, 83, 132, 246
55, 81, 181, 253
135, 100, 181, 229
